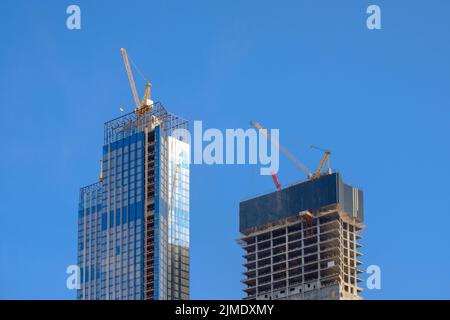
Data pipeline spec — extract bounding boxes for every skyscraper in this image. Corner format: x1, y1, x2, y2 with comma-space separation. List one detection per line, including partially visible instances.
77, 103, 190, 300
238, 173, 364, 300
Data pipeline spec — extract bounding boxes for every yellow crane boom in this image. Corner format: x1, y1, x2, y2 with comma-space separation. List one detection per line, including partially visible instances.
250, 121, 312, 179
120, 48, 140, 110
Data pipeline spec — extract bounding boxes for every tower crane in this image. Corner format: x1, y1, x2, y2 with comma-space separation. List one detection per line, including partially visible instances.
250, 122, 333, 183
120, 48, 153, 117
250, 121, 313, 179
310, 145, 331, 178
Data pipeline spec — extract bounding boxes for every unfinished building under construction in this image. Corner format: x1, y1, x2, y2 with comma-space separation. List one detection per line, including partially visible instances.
77, 48, 190, 300
238, 172, 365, 300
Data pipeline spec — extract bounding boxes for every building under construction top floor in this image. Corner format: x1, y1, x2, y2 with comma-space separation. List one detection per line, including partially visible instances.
238, 172, 365, 300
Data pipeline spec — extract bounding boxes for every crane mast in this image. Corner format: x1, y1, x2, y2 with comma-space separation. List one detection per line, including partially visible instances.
311, 145, 331, 178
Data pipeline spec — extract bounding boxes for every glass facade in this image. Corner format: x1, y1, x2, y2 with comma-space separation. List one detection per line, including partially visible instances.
77, 183, 102, 300
77, 103, 189, 300
154, 129, 190, 299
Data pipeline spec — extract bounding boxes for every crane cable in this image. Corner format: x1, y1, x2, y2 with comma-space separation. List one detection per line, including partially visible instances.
128, 54, 150, 84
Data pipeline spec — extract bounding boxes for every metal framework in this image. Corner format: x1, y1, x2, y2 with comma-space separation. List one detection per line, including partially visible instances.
238, 205, 365, 300
104, 102, 188, 144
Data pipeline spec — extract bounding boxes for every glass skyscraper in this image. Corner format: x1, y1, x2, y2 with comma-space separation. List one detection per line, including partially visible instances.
77, 103, 190, 300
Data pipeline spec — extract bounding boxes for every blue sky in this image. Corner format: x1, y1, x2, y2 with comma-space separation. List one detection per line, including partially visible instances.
1, 0, 449, 299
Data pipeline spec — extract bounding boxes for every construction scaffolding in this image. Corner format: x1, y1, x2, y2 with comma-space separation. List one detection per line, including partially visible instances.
104, 102, 188, 145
